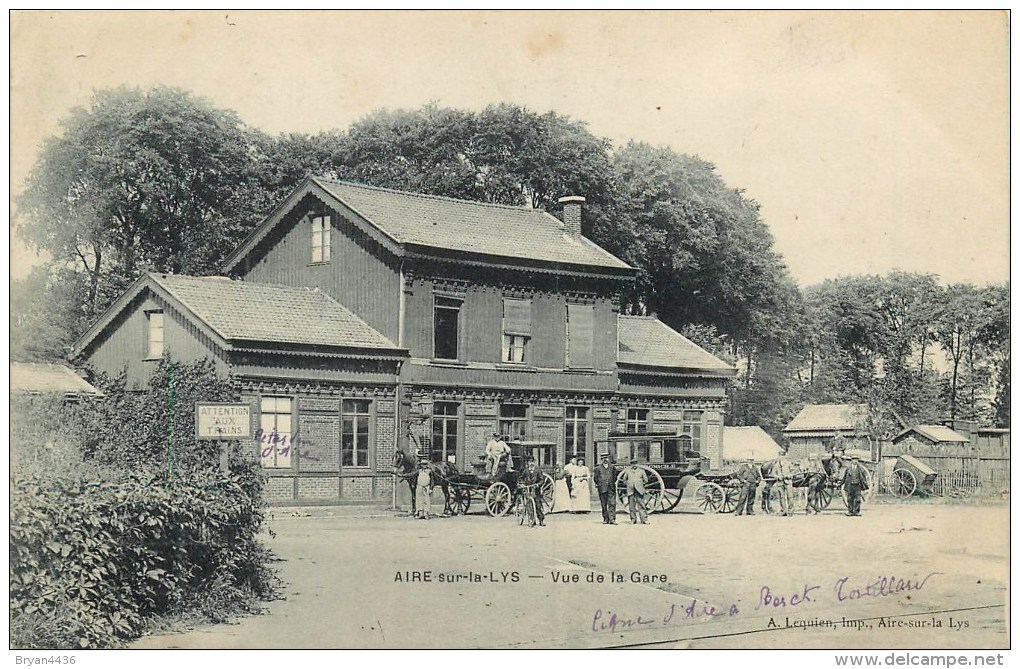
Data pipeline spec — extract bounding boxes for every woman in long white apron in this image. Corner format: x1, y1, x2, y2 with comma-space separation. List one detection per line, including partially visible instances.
550, 465, 572, 513
570, 457, 593, 513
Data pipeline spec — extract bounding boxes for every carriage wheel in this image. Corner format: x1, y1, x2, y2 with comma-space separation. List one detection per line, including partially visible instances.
818, 486, 834, 510
694, 482, 725, 513
720, 484, 741, 513
644, 468, 666, 513
541, 474, 555, 512
658, 488, 682, 513
614, 466, 664, 512
449, 485, 471, 516
485, 482, 512, 517
889, 469, 917, 498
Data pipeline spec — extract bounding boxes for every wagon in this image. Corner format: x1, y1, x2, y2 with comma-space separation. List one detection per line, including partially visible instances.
595, 432, 710, 514
885, 454, 938, 498
447, 440, 556, 517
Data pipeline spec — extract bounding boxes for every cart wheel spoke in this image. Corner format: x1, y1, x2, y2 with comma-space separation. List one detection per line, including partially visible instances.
890, 469, 917, 498
695, 481, 724, 513
818, 487, 834, 510
485, 481, 512, 517
541, 474, 555, 512
720, 484, 740, 513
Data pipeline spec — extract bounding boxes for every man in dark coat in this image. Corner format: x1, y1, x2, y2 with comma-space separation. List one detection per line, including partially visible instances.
733, 460, 761, 516
842, 456, 869, 516
519, 457, 546, 526
592, 453, 618, 524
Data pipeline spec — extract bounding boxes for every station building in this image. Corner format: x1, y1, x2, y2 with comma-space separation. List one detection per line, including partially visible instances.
73, 178, 736, 502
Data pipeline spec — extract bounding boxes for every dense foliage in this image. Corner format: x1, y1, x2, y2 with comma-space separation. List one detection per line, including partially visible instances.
10, 474, 277, 649
9, 357, 277, 649
12, 88, 1010, 436
79, 358, 241, 476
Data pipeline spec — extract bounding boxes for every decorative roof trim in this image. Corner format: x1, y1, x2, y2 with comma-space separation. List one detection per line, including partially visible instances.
404, 246, 637, 281
616, 362, 738, 378
222, 178, 406, 274
229, 344, 408, 362
72, 274, 233, 359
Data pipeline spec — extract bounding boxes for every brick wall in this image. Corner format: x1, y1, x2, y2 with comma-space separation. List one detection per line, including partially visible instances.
298, 477, 340, 499
343, 476, 374, 499
265, 477, 295, 501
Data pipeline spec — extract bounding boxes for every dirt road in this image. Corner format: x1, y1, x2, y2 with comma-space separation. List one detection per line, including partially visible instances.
133, 501, 1008, 649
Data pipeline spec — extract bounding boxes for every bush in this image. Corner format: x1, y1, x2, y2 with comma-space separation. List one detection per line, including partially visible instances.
10, 356, 279, 649
79, 357, 241, 477
10, 471, 280, 649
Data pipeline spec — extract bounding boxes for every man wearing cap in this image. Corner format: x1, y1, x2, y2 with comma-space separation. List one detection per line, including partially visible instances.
842, 455, 869, 516
733, 459, 761, 516
519, 457, 546, 526
623, 459, 650, 525
485, 432, 512, 477
592, 453, 618, 524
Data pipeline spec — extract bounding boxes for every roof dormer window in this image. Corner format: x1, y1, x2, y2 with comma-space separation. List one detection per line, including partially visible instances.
311, 214, 331, 263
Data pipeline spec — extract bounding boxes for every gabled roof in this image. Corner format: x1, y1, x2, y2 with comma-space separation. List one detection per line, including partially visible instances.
784, 403, 869, 434
222, 177, 634, 275
892, 424, 970, 444
74, 273, 405, 358
722, 426, 781, 462
617, 316, 735, 375
11, 362, 103, 397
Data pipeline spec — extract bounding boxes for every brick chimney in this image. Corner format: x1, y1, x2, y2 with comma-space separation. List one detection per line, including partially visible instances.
558, 195, 585, 238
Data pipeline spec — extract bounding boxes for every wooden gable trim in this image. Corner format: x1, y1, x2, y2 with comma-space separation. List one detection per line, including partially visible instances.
221, 178, 405, 275
73, 273, 233, 359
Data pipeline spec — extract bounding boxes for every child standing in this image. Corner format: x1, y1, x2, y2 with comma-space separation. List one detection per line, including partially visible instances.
415, 461, 432, 520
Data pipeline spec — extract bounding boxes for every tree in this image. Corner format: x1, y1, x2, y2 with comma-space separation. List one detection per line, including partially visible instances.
16, 86, 270, 323
10, 266, 87, 362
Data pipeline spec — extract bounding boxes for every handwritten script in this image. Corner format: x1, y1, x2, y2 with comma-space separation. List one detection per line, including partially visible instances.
591, 571, 940, 634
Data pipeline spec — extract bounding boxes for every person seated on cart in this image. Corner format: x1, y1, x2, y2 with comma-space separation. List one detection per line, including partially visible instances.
485, 432, 512, 478
518, 457, 546, 526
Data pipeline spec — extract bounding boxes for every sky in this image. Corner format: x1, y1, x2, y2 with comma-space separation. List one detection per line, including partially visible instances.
8, 10, 1010, 288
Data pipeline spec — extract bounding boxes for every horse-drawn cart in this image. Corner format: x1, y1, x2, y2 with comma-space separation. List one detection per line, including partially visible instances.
885, 454, 938, 498
447, 440, 556, 517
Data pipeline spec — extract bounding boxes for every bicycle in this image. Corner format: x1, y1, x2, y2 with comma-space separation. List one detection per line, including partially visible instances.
515, 482, 540, 528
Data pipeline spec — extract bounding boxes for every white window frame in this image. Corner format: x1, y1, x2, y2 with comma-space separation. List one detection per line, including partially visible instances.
259, 396, 293, 469
311, 214, 331, 263
146, 310, 164, 359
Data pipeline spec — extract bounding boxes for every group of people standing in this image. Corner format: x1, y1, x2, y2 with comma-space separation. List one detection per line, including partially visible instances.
729, 452, 871, 517
551, 456, 593, 513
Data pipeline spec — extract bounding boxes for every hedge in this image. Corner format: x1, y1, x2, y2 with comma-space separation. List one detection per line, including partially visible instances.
10, 472, 280, 649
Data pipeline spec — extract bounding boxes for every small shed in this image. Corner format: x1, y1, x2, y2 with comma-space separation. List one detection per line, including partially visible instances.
722, 426, 781, 463
783, 403, 871, 460
891, 425, 969, 452
10, 362, 102, 401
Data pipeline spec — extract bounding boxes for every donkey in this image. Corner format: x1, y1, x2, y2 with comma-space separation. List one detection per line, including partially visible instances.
392, 449, 457, 516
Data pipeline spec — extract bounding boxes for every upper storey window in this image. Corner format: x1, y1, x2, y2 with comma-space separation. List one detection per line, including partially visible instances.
434, 296, 462, 361
311, 215, 331, 263
501, 298, 532, 364
146, 310, 164, 359
565, 304, 594, 368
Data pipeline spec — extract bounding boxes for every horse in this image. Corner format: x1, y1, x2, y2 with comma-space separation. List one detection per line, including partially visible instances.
392, 449, 457, 516
763, 455, 845, 514
760, 457, 833, 514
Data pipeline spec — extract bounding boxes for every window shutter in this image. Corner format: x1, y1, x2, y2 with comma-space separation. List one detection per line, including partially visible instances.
567, 304, 594, 368
503, 298, 532, 336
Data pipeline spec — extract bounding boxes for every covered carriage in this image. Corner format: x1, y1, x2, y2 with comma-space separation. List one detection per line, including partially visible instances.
447, 440, 556, 517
